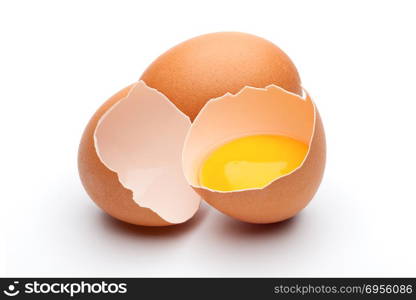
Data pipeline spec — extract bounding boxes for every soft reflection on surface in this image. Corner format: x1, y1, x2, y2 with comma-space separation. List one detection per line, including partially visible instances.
215, 215, 298, 238
98, 201, 209, 239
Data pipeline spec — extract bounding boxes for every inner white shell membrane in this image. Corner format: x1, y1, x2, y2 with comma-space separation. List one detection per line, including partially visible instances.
94, 81, 200, 224
182, 85, 315, 191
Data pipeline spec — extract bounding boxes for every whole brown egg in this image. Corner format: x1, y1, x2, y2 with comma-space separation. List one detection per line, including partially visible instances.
141, 32, 302, 120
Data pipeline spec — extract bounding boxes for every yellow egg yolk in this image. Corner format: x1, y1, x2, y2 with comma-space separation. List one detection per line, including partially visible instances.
199, 135, 308, 191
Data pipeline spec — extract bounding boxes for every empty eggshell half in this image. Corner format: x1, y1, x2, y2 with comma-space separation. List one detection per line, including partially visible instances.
78, 81, 200, 226
182, 85, 326, 224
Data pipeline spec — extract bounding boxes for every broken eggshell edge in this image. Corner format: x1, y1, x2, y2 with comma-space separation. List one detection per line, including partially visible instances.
182, 85, 326, 224
78, 81, 201, 226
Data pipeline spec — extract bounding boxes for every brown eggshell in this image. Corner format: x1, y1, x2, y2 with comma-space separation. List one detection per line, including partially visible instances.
140, 32, 302, 120
182, 86, 326, 224
78, 84, 172, 226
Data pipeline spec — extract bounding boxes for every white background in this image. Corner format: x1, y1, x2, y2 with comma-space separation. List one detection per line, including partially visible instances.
1, 0, 416, 277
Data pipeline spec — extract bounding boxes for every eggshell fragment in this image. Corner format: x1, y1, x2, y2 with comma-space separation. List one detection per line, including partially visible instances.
141, 32, 302, 120
182, 85, 326, 224
78, 81, 200, 226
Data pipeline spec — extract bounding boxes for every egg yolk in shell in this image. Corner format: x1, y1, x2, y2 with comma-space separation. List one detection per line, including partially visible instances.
199, 135, 308, 191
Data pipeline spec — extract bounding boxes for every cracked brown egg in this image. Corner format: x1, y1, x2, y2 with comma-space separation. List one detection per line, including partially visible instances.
78, 32, 326, 226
